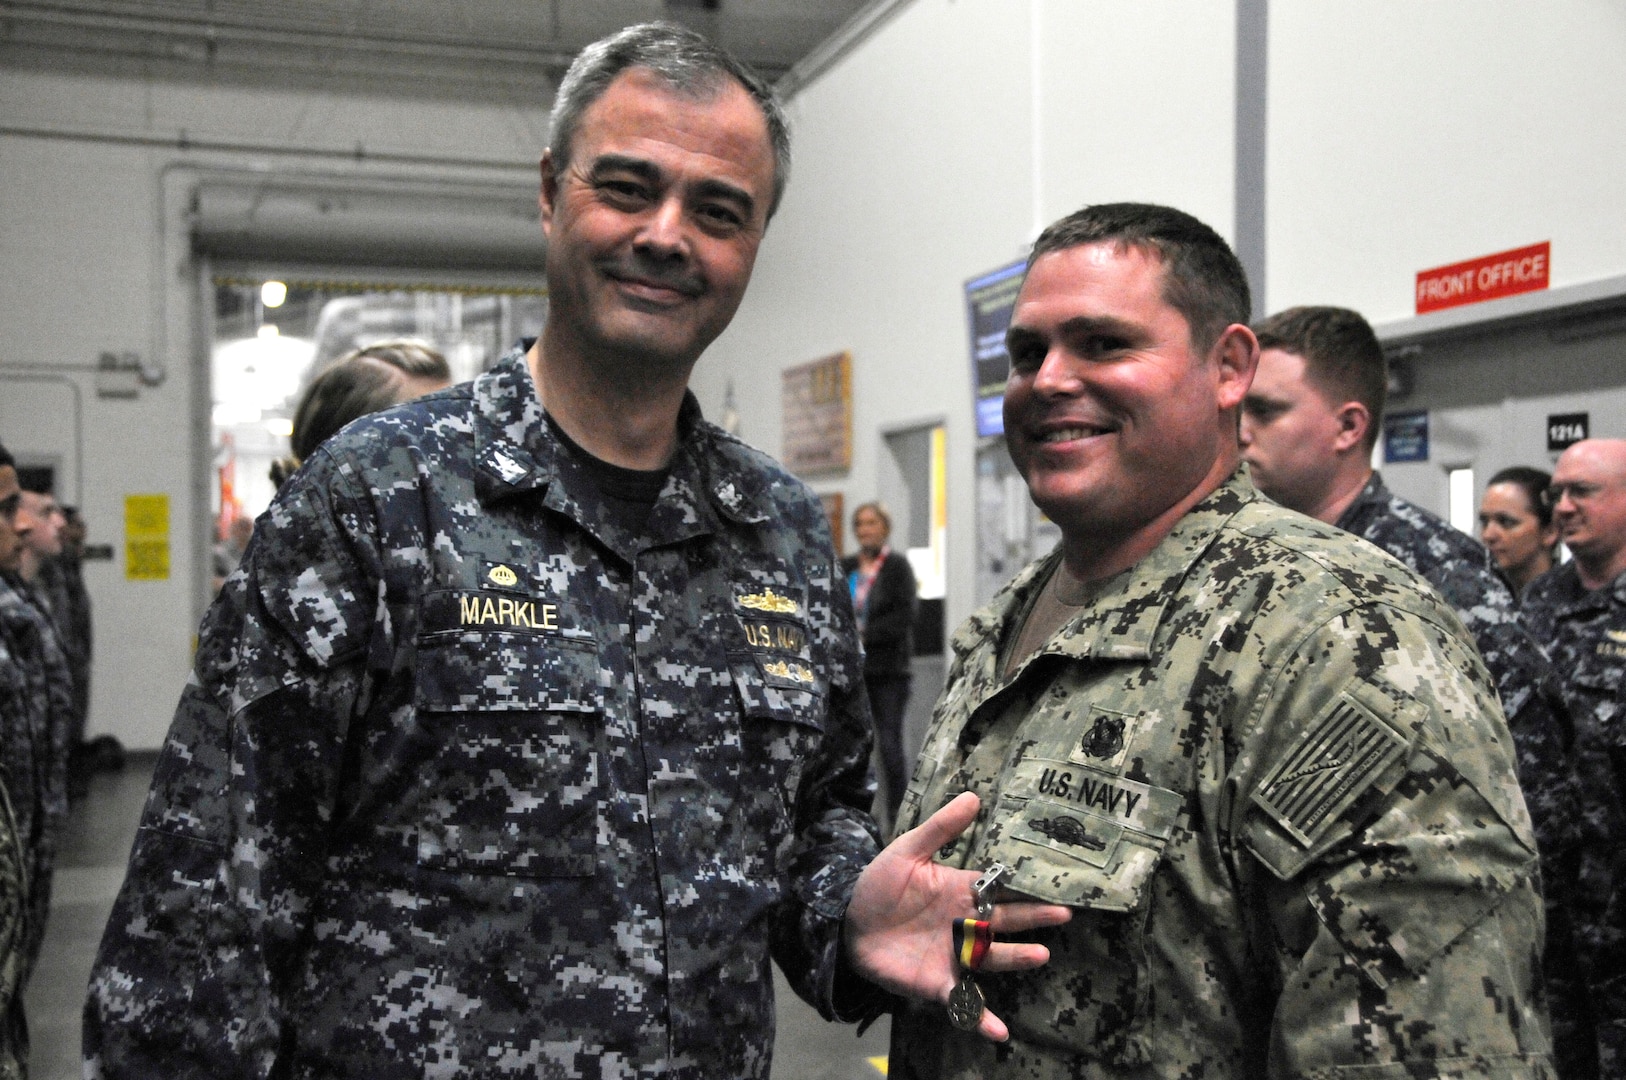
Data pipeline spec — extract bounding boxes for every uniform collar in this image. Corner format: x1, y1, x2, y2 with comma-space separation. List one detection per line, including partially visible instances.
1541, 560, 1626, 614
468, 342, 771, 544
1333, 470, 1388, 533
954, 468, 1258, 668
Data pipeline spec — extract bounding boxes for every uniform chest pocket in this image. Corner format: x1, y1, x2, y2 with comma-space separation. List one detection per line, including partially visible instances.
729, 653, 827, 848
411, 630, 605, 878
1572, 645, 1626, 695
977, 763, 1184, 1069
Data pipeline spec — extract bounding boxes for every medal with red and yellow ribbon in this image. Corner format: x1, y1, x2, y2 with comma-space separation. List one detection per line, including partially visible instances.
947, 918, 993, 1031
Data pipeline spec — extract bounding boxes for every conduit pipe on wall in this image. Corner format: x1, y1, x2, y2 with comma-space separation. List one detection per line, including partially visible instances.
0, 123, 533, 173
1, 2, 574, 71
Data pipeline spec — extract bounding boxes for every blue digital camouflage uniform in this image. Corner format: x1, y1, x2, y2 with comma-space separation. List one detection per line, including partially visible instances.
1336, 471, 1591, 1077
0, 771, 23, 1080
0, 574, 71, 1073
890, 472, 1553, 1079
85, 343, 883, 1079
1522, 562, 1626, 1077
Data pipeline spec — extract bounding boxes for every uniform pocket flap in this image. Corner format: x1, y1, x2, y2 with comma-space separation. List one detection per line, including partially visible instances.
414, 630, 603, 713
984, 767, 1183, 913
729, 653, 826, 729
1571, 646, 1626, 693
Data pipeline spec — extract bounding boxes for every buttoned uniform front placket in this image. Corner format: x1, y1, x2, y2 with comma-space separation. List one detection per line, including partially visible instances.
381, 358, 871, 1078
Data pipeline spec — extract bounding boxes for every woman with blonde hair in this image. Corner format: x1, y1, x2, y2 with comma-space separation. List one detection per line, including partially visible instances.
840, 501, 917, 822
270, 340, 452, 488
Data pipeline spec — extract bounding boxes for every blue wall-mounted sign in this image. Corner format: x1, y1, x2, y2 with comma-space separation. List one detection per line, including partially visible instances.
965, 260, 1026, 438
1384, 410, 1429, 464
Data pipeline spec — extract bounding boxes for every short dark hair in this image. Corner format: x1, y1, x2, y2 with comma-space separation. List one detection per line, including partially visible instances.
289, 340, 451, 463
1488, 465, 1554, 527
0, 439, 12, 470
548, 21, 791, 219
1028, 202, 1252, 354
1252, 306, 1386, 450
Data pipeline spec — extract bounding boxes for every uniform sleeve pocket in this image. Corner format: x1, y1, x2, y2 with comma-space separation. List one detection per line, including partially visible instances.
410, 633, 604, 877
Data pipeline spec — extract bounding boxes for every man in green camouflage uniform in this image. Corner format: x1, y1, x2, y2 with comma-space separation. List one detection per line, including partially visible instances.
86, 23, 1062, 1079
1523, 437, 1626, 1075
1240, 305, 1590, 1077
889, 203, 1554, 1078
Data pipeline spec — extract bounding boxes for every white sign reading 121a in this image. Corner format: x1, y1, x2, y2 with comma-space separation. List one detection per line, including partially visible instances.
1547, 412, 1589, 451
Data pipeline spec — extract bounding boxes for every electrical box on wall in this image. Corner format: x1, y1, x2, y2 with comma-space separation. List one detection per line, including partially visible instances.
95, 350, 166, 398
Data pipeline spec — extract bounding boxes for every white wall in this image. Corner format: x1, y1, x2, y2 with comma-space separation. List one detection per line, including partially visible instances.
7, 0, 1626, 747
1268, 0, 1626, 318
697, 0, 1238, 634
700, 0, 1626, 636
0, 67, 545, 750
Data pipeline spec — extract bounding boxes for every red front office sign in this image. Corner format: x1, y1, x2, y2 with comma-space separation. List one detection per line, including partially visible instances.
1415, 241, 1550, 314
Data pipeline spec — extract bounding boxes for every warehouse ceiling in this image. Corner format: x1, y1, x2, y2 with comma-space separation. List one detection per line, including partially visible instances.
0, 0, 877, 103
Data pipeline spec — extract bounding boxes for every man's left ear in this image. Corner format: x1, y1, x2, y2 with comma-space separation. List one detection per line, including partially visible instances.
1333, 401, 1373, 453
1212, 324, 1259, 411
538, 150, 559, 238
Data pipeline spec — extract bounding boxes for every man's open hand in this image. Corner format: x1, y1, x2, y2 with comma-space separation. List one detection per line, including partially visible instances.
842, 791, 1072, 1041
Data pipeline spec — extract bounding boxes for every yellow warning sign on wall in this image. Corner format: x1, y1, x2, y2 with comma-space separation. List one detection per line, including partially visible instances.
124, 493, 170, 581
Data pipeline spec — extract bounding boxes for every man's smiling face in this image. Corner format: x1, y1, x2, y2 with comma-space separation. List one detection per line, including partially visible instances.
538, 67, 776, 377
1002, 241, 1242, 552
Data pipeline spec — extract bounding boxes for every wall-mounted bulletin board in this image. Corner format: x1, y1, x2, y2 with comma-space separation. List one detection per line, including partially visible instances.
782, 351, 851, 478
820, 492, 844, 557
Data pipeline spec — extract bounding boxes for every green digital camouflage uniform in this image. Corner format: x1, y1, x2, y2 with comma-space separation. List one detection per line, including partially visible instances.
86, 344, 883, 1079
890, 472, 1553, 1079
1336, 472, 1591, 1078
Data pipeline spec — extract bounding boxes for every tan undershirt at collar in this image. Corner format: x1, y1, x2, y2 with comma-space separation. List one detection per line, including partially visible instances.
1001, 559, 1099, 680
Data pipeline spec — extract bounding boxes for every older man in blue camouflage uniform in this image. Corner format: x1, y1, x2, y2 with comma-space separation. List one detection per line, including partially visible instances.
1523, 437, 1626, 1076
0, 441, 71, 1077
1240, 305, 1590, 1076
85, 22, 1065, 1080
889, 204, 1553, 1078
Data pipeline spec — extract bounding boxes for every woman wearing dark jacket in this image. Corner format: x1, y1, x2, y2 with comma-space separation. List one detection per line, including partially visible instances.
841, 502, 917, 821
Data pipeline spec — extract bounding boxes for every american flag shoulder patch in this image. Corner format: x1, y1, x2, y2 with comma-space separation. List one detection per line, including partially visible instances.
1253, 690, 1411, 848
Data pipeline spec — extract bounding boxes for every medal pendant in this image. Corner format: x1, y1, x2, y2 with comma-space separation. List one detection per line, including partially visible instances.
947, 974, 985, 1032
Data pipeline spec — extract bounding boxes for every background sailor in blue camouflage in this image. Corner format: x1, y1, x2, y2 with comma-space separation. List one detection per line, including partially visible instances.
1481, 466, 1561, 599
84, 21, 1065, 1080
0, 440, 72, 1077
1240, 305, 1589, 1076
889, 203, 1554, 1078
1523, 437, 1626, 1076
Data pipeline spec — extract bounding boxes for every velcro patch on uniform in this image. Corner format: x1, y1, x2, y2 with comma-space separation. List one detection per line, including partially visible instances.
1252, 691, 1409, 849
1066, 706, 1142, 772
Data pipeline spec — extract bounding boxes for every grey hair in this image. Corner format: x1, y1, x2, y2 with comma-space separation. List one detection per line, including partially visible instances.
547, 21, 791, 219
